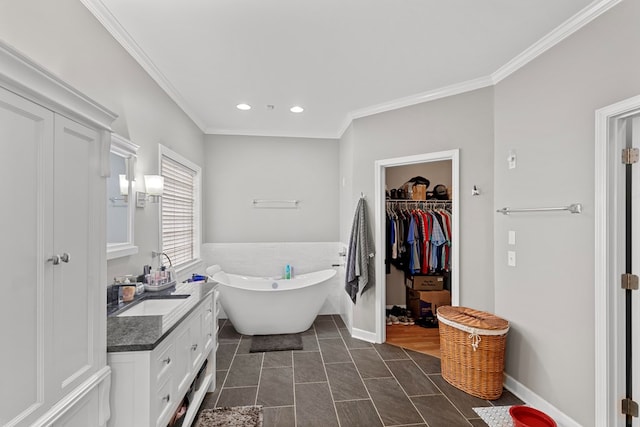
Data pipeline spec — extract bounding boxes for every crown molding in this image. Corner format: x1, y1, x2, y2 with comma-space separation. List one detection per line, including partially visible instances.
336, 76, 494, 138
80, 0, 207, 131
0, 39, 117, 130
205, 127, 340, 140
491, 0, 623, 84
338, 0, 622, 139
81, 0, 622, 140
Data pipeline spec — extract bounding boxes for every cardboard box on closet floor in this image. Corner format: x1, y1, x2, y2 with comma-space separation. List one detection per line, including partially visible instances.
407, 275, 445, 291
406, 288, 451, 318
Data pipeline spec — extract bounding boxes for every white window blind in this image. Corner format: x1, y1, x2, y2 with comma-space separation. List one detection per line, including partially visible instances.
161, 154, 197, 267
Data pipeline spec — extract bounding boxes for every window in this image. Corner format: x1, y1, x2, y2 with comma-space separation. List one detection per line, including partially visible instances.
159, 145, 201, 268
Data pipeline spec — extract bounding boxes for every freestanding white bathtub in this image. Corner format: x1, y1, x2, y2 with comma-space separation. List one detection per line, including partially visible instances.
209, 267, 337, 335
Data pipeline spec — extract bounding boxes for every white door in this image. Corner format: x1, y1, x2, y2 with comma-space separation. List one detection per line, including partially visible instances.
50, 115, 102, 400
631, 115, 640, 427
374, 150, 460, 343
0, 87, 55, 426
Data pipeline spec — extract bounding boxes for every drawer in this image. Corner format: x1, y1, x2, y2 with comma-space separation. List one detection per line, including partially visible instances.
155, 378, 174, 427
204, 297, 214, 321
154, 342, 175, 385
203, 312, 215, 353
213, 290, 221, 316
204, 329, 213, 353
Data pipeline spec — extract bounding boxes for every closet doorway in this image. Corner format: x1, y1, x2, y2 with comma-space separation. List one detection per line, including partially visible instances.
595, 95, 640, 427
373, 150, 460, 349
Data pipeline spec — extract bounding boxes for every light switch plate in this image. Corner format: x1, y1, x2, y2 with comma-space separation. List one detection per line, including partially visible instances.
508, 149, 517, 169
507, 251, 516, 267
508, 230, 516, 245
136, 191, 146, 208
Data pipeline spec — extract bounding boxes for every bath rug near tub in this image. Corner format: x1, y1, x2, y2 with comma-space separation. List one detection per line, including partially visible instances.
249, 334, 303, 352
195, 406, 263, 427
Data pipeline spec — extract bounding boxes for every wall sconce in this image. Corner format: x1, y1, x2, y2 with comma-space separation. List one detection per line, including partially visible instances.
119, 174, 129, 196
136, 175, 164, 208
144, 175, 164, 200
109, 174, 134, 205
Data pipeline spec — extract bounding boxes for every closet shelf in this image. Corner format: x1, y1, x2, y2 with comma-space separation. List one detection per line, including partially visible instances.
386, 199, 452, 205
387, 199, 451, 202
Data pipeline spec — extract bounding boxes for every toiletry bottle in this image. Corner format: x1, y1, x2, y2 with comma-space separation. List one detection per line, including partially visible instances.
284, 264, 291, 280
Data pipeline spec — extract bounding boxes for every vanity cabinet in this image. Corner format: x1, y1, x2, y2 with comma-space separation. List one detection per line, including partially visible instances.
0, 43, 116, 426
107, 291, 219, 427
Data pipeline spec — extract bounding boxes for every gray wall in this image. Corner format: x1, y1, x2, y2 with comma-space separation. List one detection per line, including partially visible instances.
493, 1, 640, 425
341, 87, 495, 332
203, 134, 339, 243
6, 1, 638, 423
0, 0, 205, 282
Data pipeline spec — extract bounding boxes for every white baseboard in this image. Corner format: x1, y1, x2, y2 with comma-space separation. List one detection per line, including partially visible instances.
341, 289, 353, 332
352, 327, 377, 343
33, 366, 111, 426
504, 374, 582, 427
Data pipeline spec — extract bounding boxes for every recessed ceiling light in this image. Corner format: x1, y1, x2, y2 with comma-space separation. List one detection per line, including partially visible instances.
290, 106, 304, 113
236, 103, 251, 110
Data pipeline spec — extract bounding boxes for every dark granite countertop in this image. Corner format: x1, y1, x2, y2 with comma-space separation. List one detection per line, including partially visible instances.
107, 281, 216, 353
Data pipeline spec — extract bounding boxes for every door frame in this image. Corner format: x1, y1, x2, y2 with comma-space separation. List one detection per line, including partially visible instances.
373, 149, 460, 343
595, 94, 640, 426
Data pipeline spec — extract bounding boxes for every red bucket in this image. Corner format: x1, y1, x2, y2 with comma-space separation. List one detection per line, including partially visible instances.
509, 406, 557, 427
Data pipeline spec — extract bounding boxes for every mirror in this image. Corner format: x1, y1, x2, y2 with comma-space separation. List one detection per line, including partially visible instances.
107, 133, 139, 259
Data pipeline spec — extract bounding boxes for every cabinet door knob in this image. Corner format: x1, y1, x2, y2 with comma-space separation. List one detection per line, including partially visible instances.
162, 394, 170, 402
163, 357, 171, 365
60, 252, 70, 263
191, 344, 198, 351
47, 255, 60, 265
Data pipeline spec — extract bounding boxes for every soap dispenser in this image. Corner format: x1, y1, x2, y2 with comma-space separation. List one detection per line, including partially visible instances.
284, 264, 293, 280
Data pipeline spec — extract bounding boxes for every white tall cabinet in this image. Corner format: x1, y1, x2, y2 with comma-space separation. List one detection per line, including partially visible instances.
0, 43, 116, 426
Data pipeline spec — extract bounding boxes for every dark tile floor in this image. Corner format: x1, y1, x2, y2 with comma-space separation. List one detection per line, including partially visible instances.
198, 315, 522, 427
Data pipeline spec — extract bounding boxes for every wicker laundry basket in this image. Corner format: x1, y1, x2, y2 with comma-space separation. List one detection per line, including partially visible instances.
437, 306, 509, 400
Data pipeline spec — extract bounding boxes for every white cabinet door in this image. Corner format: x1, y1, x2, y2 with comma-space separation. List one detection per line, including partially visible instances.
50, 116, 102, 400
203, 302, 214, 353
189, 309, 204, 371
0, 86, 55, 427
174, 324, 193, 395
0, 88, 105, 427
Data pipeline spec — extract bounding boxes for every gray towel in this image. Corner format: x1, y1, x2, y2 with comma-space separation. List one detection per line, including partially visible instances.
345, 198, 375, 303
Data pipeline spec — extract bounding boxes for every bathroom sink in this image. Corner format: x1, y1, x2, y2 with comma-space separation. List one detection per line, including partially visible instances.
117, 298, 186, 317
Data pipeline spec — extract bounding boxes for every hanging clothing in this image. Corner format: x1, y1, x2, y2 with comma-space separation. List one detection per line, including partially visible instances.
385, 201, 452, 275
407, 214, 420, 274
429, 211, 446, 272
345, 198, 375, 303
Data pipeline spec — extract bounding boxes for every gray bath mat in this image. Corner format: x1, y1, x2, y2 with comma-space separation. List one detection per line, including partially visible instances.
196, 406, 263, 427
249, 334, 303, 352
